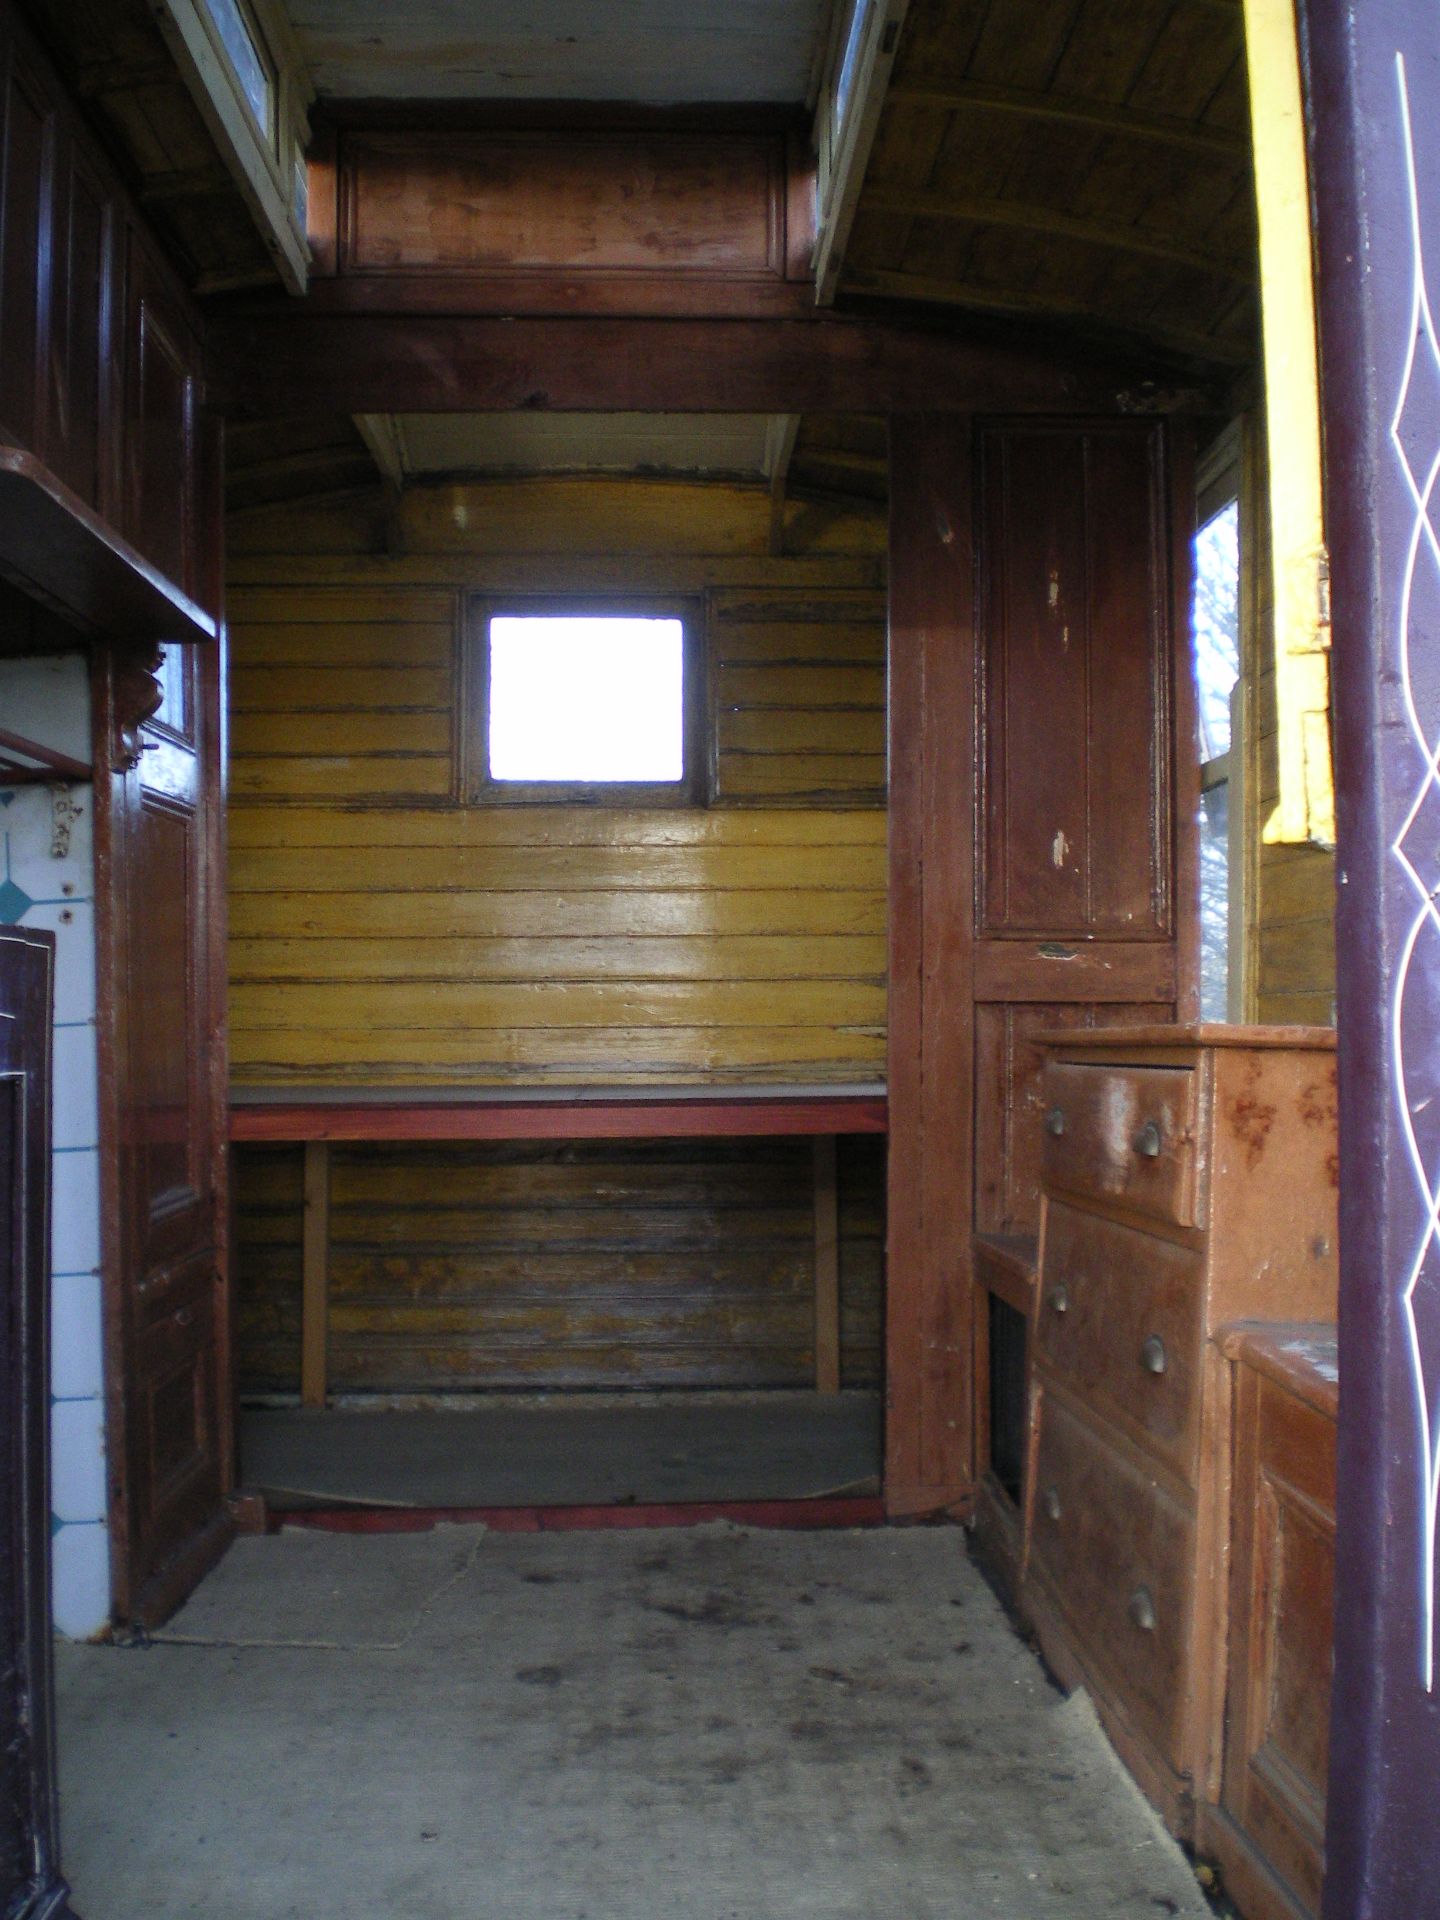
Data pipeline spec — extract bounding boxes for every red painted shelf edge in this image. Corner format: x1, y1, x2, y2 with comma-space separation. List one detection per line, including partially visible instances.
229, 1095, 889, 1142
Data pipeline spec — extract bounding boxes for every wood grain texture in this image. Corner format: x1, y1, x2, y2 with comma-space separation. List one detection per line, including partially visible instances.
885, 414, 976, 1518
228, 479, 888, 1393
844, 0, 1256, 368
1202, 1328, 1336, 1920
234, 1137, 884, 1394
338, 130, 792, 279
228, 487, 887, 1089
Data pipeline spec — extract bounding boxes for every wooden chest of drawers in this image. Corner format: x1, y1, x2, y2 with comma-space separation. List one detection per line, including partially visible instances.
1021, 1026, 1338, 1838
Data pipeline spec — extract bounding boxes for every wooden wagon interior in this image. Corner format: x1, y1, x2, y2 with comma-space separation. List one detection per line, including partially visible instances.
0, 1, 1349, 1914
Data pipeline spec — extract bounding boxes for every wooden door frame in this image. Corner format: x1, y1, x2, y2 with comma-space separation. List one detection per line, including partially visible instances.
1298, 1, 1440, 1908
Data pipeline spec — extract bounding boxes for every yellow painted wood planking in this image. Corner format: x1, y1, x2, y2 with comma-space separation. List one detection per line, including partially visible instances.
1243, 0, 1334, 848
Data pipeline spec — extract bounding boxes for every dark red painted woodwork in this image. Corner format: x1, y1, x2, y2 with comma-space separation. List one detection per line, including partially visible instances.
0, 927, 81, 1920
97, 632, 233, 1627
0, 1, 206, 613
1299, 3, 1440, 1912
205, 308, 1210, 420
229, 1091, 888, 1144
0, 448, 215, 648
279, 1497, 890, 1536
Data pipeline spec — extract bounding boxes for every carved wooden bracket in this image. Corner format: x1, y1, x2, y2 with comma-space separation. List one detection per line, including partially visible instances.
111, 639, 165, 771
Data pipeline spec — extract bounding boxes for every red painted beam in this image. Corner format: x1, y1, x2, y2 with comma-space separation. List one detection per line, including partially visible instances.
229, 1094, 888, 1143
275, 1497, 891, 1536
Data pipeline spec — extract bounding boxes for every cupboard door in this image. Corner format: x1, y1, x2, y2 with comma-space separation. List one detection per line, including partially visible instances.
0, 38, 54, 453
123, 227, 199, 595
98, 638, 232, 1623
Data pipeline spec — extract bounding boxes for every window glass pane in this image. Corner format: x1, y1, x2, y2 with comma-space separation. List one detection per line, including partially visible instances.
488, 616, 685, 783
1193, 500, 1240, 762
832, 2, 871, 139
1199, 780, 1230, 1021
202, 0, 271, 134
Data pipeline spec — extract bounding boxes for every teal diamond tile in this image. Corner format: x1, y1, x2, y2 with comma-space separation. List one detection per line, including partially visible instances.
0, 876, 33, 923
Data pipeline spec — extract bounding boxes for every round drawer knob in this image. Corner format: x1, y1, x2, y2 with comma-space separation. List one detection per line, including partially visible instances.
1048, 1282, 1069, 1315
1046, 1106, 1067, 1137
1141, 1335, 1167, 1375
1133, 1120, 1163, 1158
1128, 1586, 1157, 1633
1043, 1486, 1062, 1522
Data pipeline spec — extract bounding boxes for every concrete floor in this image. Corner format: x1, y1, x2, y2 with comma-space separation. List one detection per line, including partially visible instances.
242, 1390, 883, 1509
55, 1525, 1214, 1920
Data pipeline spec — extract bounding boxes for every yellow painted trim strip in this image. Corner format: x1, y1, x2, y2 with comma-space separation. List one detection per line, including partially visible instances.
1243, 0, 1335, 848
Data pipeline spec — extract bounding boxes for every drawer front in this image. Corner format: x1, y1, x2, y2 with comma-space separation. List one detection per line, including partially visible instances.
1030, 1395, 1195, 1770
1037, 1202, 1204, 1480
1041, 1060, 1200, 1227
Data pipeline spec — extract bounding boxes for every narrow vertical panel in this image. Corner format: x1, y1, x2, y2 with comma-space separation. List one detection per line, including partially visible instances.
301, 1142, 330, 1410
0, 56, 51, 454
124, 229, 196, 596
1084, 426, 1171, 933
887, 414, 976, 1515
885, 416, 927, 1503
982, 429, 1089, 932
1299, 2, 1440, 1911
812, 1136, 840, 1394
47, 141, 112, 513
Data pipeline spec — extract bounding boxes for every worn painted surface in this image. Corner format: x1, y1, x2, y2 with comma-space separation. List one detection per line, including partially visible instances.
234, 1137, 883, 1394
1301, 0, 1440, 1910
227, 478, 887, 1086
226, 474, 886, 1391
1241, 415, 1336, 1026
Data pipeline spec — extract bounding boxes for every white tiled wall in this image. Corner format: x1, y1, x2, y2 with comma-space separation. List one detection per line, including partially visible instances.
0, 653, 110, 1638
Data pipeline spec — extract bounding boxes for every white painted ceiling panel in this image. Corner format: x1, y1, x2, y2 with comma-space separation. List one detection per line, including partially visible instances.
288, 1, 829, 103
357, 412, 779, 479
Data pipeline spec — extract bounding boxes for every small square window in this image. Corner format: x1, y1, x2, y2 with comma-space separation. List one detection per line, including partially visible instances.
466, 599, 704, 805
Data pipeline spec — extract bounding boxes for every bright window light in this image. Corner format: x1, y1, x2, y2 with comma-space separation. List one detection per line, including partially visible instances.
1194, 501, 1240, 762
488, 616, 685, 784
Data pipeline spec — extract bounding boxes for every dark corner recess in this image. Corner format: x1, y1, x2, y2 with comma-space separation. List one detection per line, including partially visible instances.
0, 448, 216, 653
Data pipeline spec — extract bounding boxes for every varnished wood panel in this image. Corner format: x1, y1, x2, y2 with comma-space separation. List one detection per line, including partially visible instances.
979, 421, 1172, 938
340, 131, 791, 279
0, 45, 51, 454
0, 3, 207, 603
46, 136, 114, 515
1205, 1329, 1337, 1920
123, 231, 198, 597
973, 1000, 1170, 1237
235, 1138, 884, 1395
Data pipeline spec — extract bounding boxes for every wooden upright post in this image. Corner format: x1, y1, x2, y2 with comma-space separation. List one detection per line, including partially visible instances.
301, 1141, 330, 1409
812, 1137, 841, 1394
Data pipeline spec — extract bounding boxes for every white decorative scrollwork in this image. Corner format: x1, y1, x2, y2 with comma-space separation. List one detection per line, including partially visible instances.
1389, 50, 1440, 1692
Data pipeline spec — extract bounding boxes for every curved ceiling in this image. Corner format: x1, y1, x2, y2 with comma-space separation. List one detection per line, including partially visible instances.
842, 0, 1256, 371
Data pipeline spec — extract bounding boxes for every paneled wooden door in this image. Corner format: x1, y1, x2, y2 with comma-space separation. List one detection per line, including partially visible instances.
96, 635, 233, 1625
886, 414, 1196, 1518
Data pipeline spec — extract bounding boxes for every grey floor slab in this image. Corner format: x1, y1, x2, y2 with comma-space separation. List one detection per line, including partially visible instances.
240, 1390, 883, 1509
55, 1524, 1214, 1920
